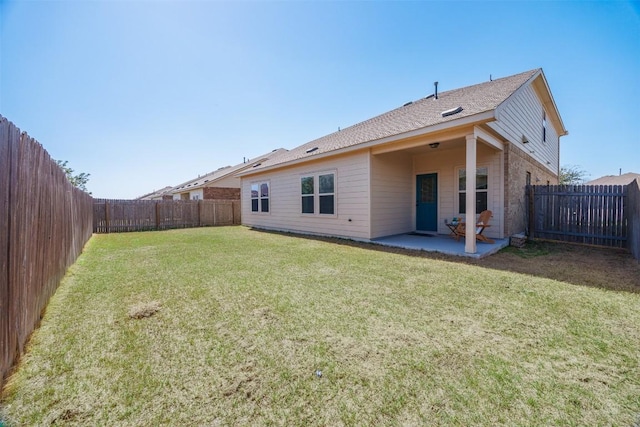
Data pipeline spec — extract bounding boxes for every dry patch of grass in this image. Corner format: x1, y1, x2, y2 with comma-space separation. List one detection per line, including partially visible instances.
1, 227, 639, 426
478, 240, 640, 293
127, 300, 162, 319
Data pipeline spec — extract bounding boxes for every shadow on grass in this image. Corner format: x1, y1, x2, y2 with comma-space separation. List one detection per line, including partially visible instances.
249, 228, 640, 294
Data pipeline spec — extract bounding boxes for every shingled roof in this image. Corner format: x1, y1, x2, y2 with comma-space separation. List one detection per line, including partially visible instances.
247, 69, 541, 173
137, 186, 173, 200
585, 172, 640, 186
172, 148, 288, 193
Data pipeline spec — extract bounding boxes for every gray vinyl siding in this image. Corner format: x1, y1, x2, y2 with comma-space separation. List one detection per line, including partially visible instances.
489, 84, 560, 175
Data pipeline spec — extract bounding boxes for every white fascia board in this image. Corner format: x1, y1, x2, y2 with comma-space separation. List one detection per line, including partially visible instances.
371, 127, 474, 155
474, 126, 504, 151
536, 72, 568, 136
239, 110, 496, 178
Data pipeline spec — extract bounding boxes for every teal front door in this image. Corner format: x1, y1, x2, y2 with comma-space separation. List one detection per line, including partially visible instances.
416, 173, 437, 231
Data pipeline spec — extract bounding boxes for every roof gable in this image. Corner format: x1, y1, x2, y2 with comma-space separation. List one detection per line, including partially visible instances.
530, 71, 568, 137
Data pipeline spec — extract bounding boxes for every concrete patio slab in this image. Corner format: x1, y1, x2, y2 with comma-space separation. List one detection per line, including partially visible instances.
371, 233, 509, 259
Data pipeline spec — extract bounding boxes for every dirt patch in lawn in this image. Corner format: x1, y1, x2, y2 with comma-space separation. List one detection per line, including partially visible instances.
128, 301, 162, 319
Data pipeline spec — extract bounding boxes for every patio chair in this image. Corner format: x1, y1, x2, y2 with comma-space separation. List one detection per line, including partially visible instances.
456, 210, 495, 244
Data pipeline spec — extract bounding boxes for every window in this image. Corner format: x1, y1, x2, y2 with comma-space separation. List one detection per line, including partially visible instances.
318, 174, 335, 214
542, 110, 547, 143
301, 176, 314, 213
458, 167, 488, 214
251, 181, 269, 213
301, 172, 335, 215
526, 171, 531, 186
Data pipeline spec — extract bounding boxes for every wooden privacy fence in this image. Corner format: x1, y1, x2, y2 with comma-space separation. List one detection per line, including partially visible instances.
0, 116, 94, 390
527, 185, 628, 248
93, 199, 241, 233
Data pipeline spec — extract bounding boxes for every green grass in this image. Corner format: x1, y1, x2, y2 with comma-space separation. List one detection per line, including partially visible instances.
2, 227, 639, 426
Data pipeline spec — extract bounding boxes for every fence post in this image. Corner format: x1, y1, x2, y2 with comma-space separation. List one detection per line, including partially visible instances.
0, 117, 12, 389
198, 199, 202, 227
105, 200, 110, 234
155, 201, 160, 231
527, 185, 535, 240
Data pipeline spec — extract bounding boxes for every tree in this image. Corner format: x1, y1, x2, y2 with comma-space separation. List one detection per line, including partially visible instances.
55, 160, 91, 193
559, 165, 589, 185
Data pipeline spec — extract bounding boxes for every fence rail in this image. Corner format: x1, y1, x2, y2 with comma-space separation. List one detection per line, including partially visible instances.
1, 116, 93, 390
93, 199, 241, 233
527, 184, 628, 248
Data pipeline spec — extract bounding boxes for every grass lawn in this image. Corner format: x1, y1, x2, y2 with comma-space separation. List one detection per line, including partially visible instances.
1, 226, 639, 426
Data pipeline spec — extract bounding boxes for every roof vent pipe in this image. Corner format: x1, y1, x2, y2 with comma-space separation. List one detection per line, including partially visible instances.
434, 81, 438, 99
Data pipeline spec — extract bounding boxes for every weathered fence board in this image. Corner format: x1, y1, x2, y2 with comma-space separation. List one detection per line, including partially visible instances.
0, 117, 13, 386
93, 199, 241, 233
628, 179, 640, 261
528, 185, 628, 248
1, 116, 93, 390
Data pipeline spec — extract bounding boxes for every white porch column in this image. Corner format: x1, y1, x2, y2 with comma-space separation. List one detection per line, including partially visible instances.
465, 134, 477, 254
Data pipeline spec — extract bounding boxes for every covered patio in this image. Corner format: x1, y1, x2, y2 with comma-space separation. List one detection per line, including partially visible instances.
369, 124, 507, 256
372, 233, 509, 259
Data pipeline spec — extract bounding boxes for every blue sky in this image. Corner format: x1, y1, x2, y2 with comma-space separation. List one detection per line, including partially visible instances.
1, 1, 639, 198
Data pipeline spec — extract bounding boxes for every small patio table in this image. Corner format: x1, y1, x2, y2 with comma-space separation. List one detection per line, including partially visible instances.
445, 221, 463, 239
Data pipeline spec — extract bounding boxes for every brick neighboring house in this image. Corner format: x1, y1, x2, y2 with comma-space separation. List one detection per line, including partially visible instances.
171, 149, 287, 201
239, 68, 568, 254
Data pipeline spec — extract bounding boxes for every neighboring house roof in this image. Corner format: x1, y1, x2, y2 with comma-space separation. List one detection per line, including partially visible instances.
172, 148, 288, 193
585, 173, 640, 186
242, 68, 566, 175
137, 186, 173, 200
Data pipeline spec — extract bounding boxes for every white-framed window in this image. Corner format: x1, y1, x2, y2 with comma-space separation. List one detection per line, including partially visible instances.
251, 181, 270, 213
542, 110, 547, 143
191, 194, 200, 200
300, 171, 335, 215
458, 167, 488, 214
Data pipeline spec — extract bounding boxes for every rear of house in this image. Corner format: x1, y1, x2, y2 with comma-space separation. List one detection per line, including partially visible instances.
240, 69, 567, 254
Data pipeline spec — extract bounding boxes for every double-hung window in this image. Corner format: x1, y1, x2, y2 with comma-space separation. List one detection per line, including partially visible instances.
301, 176, 314, 213
301, 172, 335, 215
458, 167, 488, 214
251, 181, 270, 213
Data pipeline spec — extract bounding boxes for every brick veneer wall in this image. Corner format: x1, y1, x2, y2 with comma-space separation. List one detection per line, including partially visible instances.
203, 187, 241, 200
503, 144, 558, 237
